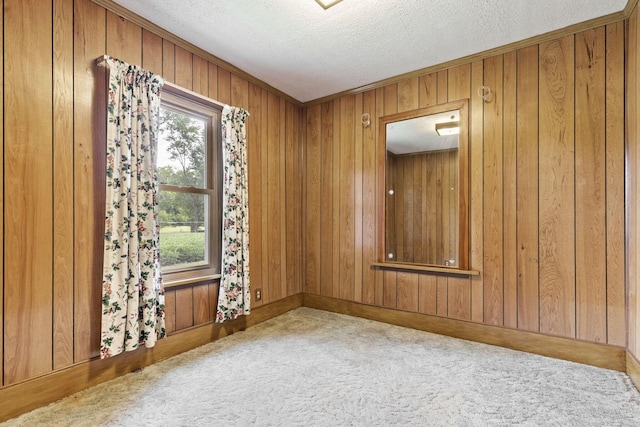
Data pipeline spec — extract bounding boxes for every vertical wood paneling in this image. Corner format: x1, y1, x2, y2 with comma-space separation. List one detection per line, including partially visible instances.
447, 277, 471, 320
437, 71, 448, 103
141, 29, 163, 75
267, 93, 283, 302
4, 0, 54, 383
0, 0, 4, 386
483, 54, 504, 326
419, 73, 437, 107
1, 0, 306, 389
174, 288, 194, 330
279, 99, 288, 300
73, 0, 106, 363
628, 7, 639, 355
305, 105, 321, 294
436, 276, 448, 316
192, 56, 209, 97
354, 93, 364, 302
320, 102, 334, 297
516, 45, 540, 332
538, 35, 576, 338
604, 21, 626, 346
162, 40, 175, 83
248, 84, 264, 304
164, 290, 176, 334
174, 46, 193, 90
418, 274, 437, 315
575, 28, 607, 343
383, 270, 397, 308
286, 102, 302, 296
208, 280, 220, 321
374, 87, 385, 306
447, 63, 471, 318
396, 273, 418, 312
53, 0, 75, 370
502, 51, 518, 329
398, 78, 419, 113
340, 96, 355, 300
217, 68, 231, 105
106, 11, 141, 66
208, 63, 218, 100
470, 60, 484, 323
260, 89, 270, 302
362, 90, 377, 304
231, 74, 249, 110
332, 100, 341, 298
193, 284, 210, 325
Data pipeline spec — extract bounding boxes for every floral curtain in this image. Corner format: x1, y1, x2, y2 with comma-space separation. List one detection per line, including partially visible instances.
216, 106, 251, 322
100, 56, 166, 358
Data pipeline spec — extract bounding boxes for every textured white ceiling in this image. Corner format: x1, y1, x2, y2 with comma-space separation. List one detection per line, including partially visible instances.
112, 0, 627, 103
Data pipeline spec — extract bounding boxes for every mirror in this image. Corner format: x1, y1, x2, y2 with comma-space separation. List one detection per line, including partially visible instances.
377, 100, 469, 270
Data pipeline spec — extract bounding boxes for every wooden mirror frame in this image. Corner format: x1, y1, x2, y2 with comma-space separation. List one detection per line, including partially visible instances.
376, 99, 471, 273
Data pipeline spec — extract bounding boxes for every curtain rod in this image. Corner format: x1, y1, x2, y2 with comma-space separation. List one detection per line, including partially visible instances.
95, 55, 228, 109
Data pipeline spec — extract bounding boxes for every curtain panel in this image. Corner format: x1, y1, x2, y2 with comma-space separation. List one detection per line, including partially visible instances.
100, 56, 166, 358
216, 106, 251, 322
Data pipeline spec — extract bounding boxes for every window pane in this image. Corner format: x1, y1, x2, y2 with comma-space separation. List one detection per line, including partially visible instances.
158, 107, 206, 188
159, 190, 209, 271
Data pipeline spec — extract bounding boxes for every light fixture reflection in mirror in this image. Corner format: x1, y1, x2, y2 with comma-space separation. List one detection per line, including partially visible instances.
377, 100, 470, 270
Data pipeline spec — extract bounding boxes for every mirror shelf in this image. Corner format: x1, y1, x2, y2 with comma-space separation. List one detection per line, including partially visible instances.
371, 261, 479, 276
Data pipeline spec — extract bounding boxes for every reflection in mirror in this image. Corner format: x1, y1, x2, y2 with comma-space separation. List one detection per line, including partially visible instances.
378, 100, 469, 270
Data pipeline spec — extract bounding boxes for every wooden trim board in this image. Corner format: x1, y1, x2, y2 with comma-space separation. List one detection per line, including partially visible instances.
303, 294, 627, 372
0, 294, 303, 423
628, 352, 640, 392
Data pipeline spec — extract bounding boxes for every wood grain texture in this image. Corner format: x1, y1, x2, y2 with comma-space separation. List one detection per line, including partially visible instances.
419, 73, 437, 107
469, 60, 484, 323
141, 29, 162, 75
175, 288, 194, 331
304, 105, 322, 294
174, 45, 193, 90
0, 0, 4, 386
193, 284, 210, 325
516, 45, 540, 332
332, 100, 341, 298
73, 0, 106, 363
538, 35, 576, 338
320, 102, 334, 297
482, 54, 504, 326
604, 21, 626, 346
396, 272, 418, 312
398, 78, 419, 113
164, 290, 176, 334
248, 83, 264, 306
575, 28, 607, 343
629, 7, 639, 356
361, 89, 377, 305
192, 55, 209, 97
502, 51, 518, 329
4, 0, 54, 384
53, 0, 75, 370
106, 10, 141, 65
267, 92, 283, 302
354, 93, 364, 302
339, 96, 356, 301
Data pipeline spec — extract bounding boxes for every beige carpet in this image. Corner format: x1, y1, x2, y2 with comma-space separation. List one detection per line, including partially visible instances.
3, 307, 640, 426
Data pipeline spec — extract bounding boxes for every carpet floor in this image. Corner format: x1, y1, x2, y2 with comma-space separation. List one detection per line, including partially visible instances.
3, 307, 640, 426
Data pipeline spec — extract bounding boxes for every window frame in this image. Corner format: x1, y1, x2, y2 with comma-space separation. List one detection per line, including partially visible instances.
158, 84, 223, 286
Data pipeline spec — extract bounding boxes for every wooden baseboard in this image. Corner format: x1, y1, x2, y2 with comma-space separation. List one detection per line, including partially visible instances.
0, 294, 302, 423
627, 351, 640, 393
303, 294, 626, 372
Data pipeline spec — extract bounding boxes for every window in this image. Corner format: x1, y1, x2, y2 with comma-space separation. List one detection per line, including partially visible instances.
157, 86, 222, 283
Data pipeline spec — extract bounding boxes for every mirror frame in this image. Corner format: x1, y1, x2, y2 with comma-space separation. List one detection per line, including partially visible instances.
377, 99, 470, 270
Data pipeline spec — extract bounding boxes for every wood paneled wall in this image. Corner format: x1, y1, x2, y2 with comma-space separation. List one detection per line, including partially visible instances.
304, 22, 626, 346
387, 150, 458, 265
0, 0, 302, 388
628, 4, 640, 361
